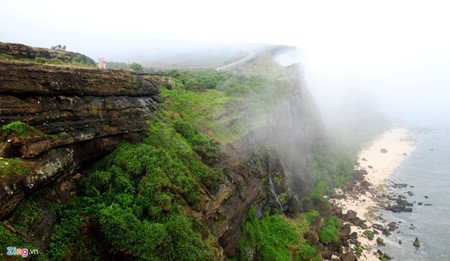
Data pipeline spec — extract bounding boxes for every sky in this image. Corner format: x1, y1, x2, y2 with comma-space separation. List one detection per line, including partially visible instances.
1, 0, 450, 127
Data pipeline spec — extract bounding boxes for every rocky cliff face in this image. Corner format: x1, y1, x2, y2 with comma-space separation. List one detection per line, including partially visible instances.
0, 60, 160, 219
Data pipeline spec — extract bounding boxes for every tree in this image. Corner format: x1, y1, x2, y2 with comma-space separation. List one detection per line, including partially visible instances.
129, 62, 144, 73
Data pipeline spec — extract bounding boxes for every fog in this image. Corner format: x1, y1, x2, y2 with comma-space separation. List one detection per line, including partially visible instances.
1, 0, 449, 128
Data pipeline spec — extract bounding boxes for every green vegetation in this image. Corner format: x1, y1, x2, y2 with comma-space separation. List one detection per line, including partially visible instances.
10, 199, 42, 232
306, 148, 355, 202
0, 42, 96, 67
161, 69, 284, 145
236, 208, 320, 261
363, 229, 375, 240
354, 241, 363, 257
304, 210, 320, 224
0, 51, 361, 260
45, 112, 223, 259
1, 121, 40, 137
172, 120, 221, 164
303, 211, 342, 245
168, 69, 226, 91
130, 62, 144, 72
377, 237, 384, 245
0, 222, 34, 248
317, 216, 342, 244
0, 157, 31, 177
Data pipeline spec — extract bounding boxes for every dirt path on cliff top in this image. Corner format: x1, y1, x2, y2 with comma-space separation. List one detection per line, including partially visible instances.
215, 50, 255, 71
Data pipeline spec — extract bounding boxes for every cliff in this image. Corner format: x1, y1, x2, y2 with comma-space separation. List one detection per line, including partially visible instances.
0, 45, 358, 260
0, 42, 96, 66
0, 60, 160, 220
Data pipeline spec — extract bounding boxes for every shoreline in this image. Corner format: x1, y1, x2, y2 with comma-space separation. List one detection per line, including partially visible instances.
330, 128, 417, 260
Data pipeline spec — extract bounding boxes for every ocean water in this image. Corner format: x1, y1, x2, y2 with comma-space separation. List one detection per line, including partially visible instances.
374, 128, 450, 260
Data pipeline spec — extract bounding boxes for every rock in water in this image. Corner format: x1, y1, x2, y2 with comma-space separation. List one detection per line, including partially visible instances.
413, 237, 420, 248
377, 237, 385, 246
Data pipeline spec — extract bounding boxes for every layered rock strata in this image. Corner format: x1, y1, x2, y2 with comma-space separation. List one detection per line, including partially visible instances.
0, 60, 160, 219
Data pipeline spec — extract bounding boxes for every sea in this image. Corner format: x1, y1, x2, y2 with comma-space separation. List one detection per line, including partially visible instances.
374, 128, 450, 260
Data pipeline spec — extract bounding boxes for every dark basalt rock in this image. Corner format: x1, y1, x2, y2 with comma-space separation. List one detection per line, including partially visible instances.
346, 209, 357, 220
413, 237, 420, 248
386, 205, 413, 212
372, 223, 384, 231
311, 216, 325, 232
339, 250, 357, 261
339, 223, 351, 237
0, 60, 160, 219
304, 230, 320, 244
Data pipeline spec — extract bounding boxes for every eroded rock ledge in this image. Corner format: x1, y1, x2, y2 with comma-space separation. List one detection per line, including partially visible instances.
0, 60, 160, 219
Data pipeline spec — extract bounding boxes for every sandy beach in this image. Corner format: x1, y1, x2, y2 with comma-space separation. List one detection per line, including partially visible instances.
330, 128, 417, 260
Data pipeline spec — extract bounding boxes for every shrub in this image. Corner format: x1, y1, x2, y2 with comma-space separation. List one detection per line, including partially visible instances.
297, 242, 320, 261
317, 216, 342, 244
363, 230, 374, 240
130, 62, 144, 73
1, 121, 39, 136
173, 120, 220, 165
237, 208, 320, 261
305, 210, 320, 224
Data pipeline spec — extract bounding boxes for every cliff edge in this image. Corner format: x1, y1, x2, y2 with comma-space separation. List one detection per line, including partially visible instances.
0, 60, 160, 219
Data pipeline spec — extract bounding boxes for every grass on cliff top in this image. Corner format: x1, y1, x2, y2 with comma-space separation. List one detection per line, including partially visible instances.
236, 208, 320, 261
0, 42, 96, 67
161, 69, 287, 145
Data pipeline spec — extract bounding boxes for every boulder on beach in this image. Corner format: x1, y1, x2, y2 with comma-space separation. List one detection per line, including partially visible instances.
377, 237, 385, 246
339, 250, 357, 261
376, 250, 392, 260
311, 216, 325, 231
348, 232, 358, 240
339, 223, 351, 237
346, 210, 357, 220
380, 148, 388, 153
413, 237, 420, 248
372, 223, 384, 231
332, 206, 343, 215
304, 230, 320, 244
